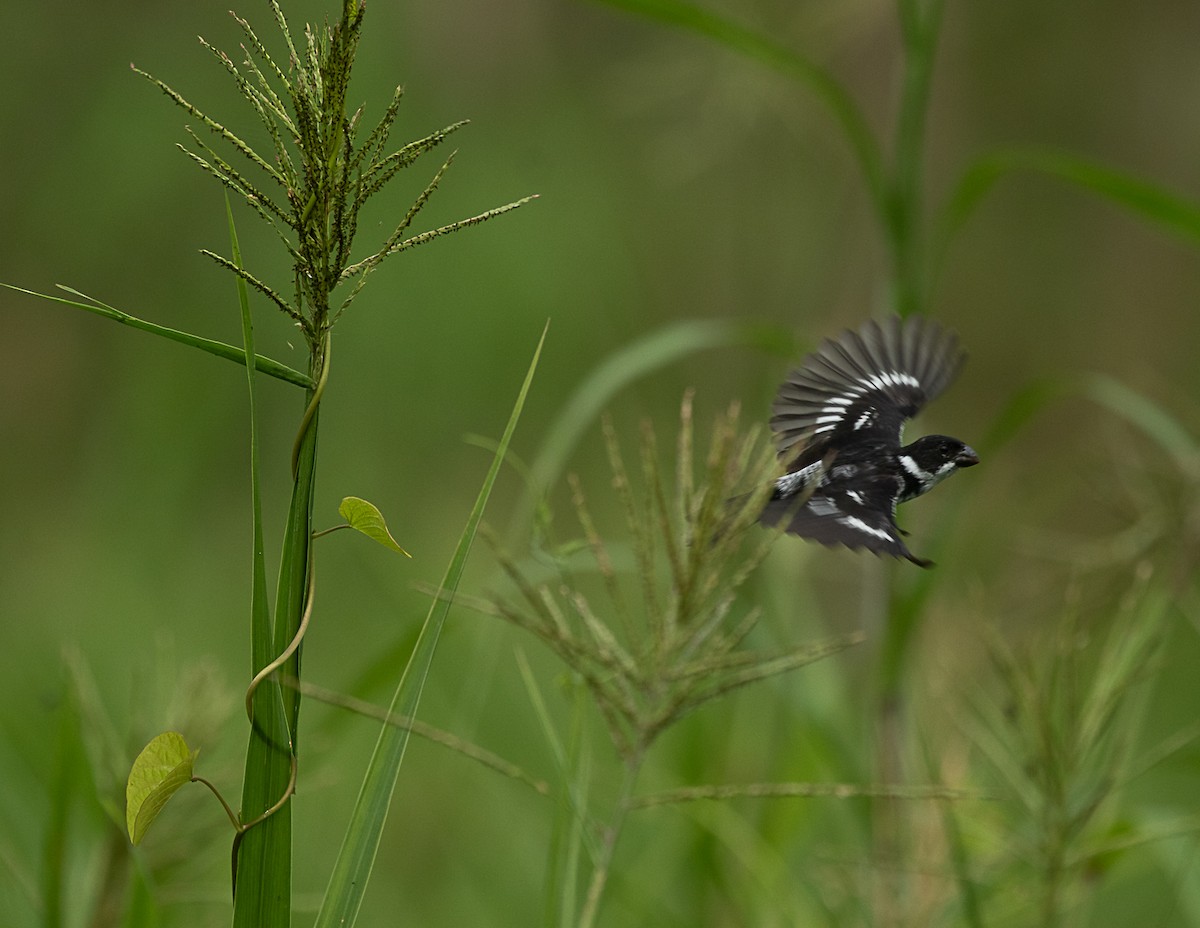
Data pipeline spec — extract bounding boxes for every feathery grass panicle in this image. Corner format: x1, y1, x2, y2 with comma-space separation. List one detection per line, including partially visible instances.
961, 562, 1172, 926
488, 393, 863, 927
491, 393, 860, 762
133, 0, 532, 351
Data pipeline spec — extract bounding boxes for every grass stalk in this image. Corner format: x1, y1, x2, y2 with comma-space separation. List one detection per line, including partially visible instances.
577, 750, 645, 928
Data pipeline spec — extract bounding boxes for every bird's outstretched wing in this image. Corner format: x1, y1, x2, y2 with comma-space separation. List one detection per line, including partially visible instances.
759, 475, 931, 567
770, 315, 965, 463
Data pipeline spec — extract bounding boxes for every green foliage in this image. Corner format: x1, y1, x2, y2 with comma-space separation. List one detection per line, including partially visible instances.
9, 0, 534, 923
0, 283, 312, 387
490, 395, 864, 924
963, 570, 1172, 926
933, 148, 1200, 283
10, 0, 1200, 925
336, 496, 412, 557
314, 324, 547, 928
497, 396, 852, 760
125, 733, 198, 846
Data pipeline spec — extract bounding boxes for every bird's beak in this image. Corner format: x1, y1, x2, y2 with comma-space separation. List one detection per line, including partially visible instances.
956, 446, 980, 467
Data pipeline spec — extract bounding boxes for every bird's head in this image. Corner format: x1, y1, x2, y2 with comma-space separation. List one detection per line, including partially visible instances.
898, 434, 979, 499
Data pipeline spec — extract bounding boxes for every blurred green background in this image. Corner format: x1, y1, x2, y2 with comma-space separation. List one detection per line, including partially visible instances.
3, 0, 1200, 925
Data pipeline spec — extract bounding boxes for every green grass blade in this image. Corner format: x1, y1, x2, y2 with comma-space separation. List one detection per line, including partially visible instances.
514, 318, 795, 537
229, 195, 272, 719
889, 0, 944, 317
276, 404, 319, 742
0, 282, 313, 389
551, 683, 590, 928
590, 0, 885, 211
933, 148, 1200, 283
313, 322, 548, 928
231, 403, 316, 927
230, 196, 296, 928
515, 650, 599, 902
1083, 373, 1199, 466
232, 466, 308, 928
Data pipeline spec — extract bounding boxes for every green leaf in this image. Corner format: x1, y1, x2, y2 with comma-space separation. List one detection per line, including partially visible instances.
232, 199, 298, 928
933, 148, 1200, 283
339, 496, 412, 557
517, 651, 593, 927
126, 732, 197, 845
0, 283, 313, 388
313, 321, 548, 928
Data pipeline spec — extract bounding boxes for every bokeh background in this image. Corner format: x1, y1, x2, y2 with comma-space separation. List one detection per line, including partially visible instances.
3, 0, 1200, 925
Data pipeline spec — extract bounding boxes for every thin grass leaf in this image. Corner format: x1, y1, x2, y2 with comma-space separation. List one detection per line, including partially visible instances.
557, 691, 588, 928
517, 651, 601, 870
1083, 373, 1199, 469
590, 0, 885, 212
530, 662, 593, 928
1, 283, 312, 388
232, 208, 299, 928
273, 375, 321, 738
933, 147, 1200, 284
231, 191, 274, 757
295, 679, 547, 795
314, 322, 547, 928
887, 0, 945, 316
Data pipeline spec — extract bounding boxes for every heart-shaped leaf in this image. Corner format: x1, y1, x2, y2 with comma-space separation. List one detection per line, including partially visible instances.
126, 731, 198, 845
339, 497, 412, 557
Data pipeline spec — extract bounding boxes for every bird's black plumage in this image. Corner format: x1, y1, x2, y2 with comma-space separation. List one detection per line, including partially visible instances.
760, 315, 978, 567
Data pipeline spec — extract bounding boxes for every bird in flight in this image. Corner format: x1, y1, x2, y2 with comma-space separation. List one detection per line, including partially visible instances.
760, 315, 978, 567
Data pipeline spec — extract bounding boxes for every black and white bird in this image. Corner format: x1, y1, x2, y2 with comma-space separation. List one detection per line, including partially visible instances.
760, 315, 978, 567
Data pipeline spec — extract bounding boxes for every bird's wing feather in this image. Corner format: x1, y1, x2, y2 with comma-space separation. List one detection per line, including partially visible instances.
760, 475, 929, 566
770, 316, 965, 460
